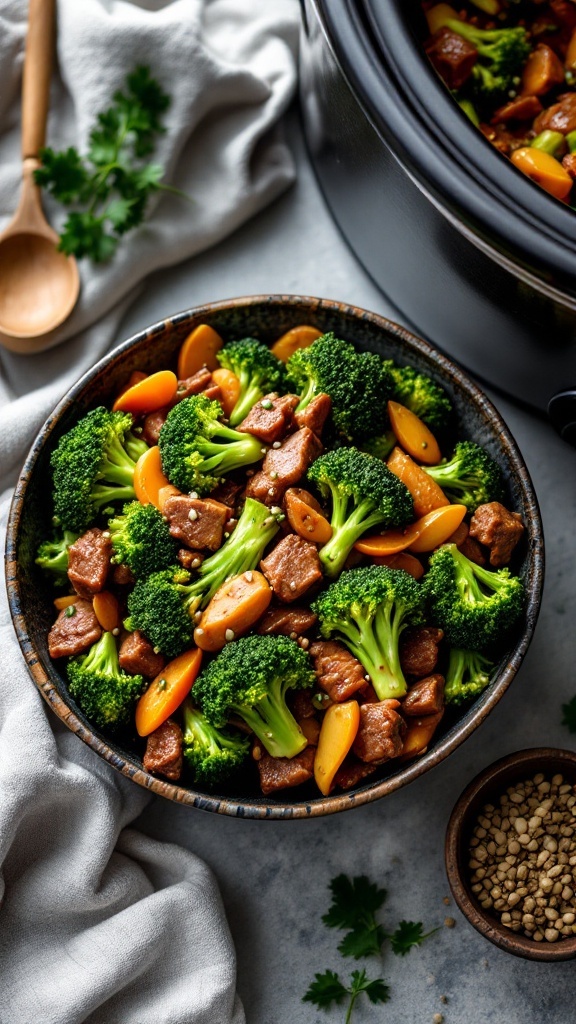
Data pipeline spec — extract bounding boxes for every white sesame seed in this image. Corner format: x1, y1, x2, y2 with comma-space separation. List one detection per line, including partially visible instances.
269, 471, 278, 480
245, 571, 253, 582
191, 558, 201, 569
260, 448, 267, 455
102, 531, 111, 538
267, 487, 276, 497
270, 506, 282, 515
112, 627, 120, 636
225, 628, 235, 641
189, 491, 198, 500
195, 628, 204, 636
188, 508, 198, 521
272, 441, 281, 449
289, 581, 297, 591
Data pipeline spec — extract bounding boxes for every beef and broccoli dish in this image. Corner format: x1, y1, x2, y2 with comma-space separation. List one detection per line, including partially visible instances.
423, 0, 576, 203
38, 321, 526, 798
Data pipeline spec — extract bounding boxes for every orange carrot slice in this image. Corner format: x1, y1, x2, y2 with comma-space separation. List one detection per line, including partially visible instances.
113, 370, 177, 416
284, 489, 333, 545
388, 400, 442, 465
135, 647, 203, 737
407, 504, 467, 553
387, 447, 449, 518
92, 591, 121, 633
134, 446, 174, 508
354, 524, 419, 557
177, 324, 223, 379
314, 700, 360, 796
54, 594, 77, 611
115, 370, 148, 403
511, 147, 573, 201
372, 552, 425, 580
194, 571, 272, 652
212, 367, 241, 418
400, 710, 444, 761
270, 325, 323, 362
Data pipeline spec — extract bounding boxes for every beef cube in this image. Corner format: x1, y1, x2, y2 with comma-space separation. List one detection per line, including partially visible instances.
309, 640, 367, 702
164, 495, 228, 551
563, 153, 576, 179
353, 700, 405, 764
171, 368, 213, 403
469, 501, 525, 567
425, 27, 478, 90
262, 427, 323, 491
177, 548, 204, 571
333, 757, 377, 791
522, 44, 565, 97
256, 604, 318, 637
294, 392, 331, 437
142, 408, 168, 447
67, 528, 112, 599
400, 626, 444, 679
143, 719, 183, 781
112, 563, 135, 587
260, 534, 322, 602
48, 599, 102, 659
257, 745, 315, 795
534, 92, 576, 135
238, 393, 298, 444
402, 674, 445, 717
244, 470, 280, 507
119, 630, 165, 680
491, 94, 543, 124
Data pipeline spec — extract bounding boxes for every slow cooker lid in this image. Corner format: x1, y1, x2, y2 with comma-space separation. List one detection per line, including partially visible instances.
314, 0, 576, 298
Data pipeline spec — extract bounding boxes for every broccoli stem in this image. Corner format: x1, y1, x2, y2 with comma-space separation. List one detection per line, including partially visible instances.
319, 492, 388, 579
91, 483, 138, 510
333, 603, 408, 700
531, 131, 564, 157
567, 130, 576, 154
458, 98, 480, 126
452, 544, 508, 604
294, 376, 317, 414
98, 432, 140, 486
81, 630, 118, 675
195, 431, 264, 476
232, 678, 307, 759
229, 381, 265, 427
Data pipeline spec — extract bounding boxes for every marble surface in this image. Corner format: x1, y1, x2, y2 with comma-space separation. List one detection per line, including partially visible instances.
121, 115, 576, 1023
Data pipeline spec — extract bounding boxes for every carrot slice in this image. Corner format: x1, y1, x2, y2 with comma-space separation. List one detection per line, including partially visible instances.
400, 710, 444, 761
270, 325, 323, 362
92, 591, 121, 633
521, 44, 564, 97
511, 147, 573, 201
425, 3, 459, 34
354, 524, 419, 557
135, 647, 203, 737
177, 324, 223, 379
194, 571, 272, 652
284, 489, 333, 544
407, 504, 467, 553
54, 594, 77, 611
387, 447, 449, 518
372, 552, 425, 580
115, 370, 148, 403
212, 367, 241, 418
113, 370, 178, 416
387, 400, 442, 465
134, 446, 176, 509
314, 701, 360, 796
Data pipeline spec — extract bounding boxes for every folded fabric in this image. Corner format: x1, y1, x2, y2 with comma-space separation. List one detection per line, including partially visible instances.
0, 1, 299, 1020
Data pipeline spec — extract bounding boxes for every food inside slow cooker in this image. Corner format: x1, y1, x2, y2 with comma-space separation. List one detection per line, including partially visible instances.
422, 0, 576, 203
38, 323, 526, 798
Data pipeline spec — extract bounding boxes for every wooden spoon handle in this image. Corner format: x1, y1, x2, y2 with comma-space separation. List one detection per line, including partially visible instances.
21, 0, 56, 160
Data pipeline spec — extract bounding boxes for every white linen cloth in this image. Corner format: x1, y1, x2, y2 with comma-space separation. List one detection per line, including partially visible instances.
0, 1, 299, 1019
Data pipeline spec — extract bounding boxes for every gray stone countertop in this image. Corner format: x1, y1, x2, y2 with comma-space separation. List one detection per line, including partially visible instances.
122, 117, 576, 1024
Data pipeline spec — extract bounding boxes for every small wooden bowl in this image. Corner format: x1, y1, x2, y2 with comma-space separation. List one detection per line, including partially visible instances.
446, 748, 576, 961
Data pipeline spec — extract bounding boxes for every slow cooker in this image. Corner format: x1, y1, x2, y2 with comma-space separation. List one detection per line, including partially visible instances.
299, 0, 576, 437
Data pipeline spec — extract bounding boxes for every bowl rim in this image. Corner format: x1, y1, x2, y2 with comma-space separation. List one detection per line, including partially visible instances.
445, 747, 576, 961
5, 293, 544, 819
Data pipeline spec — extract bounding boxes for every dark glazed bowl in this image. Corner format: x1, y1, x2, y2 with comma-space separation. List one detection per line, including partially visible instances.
5, 295, 544, 818
446, 749, 576, 961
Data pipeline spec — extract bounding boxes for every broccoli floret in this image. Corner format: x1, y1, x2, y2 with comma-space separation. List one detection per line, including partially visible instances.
126, 498, 282, 656
383, 360, 453, 431
182, 701, 250, 786
158, 394, 264, 495
193, 634, 315, 759
286, 333, 394, 441
308, 447, 413, 578
67, 631, 145, 731
443, 19, 530, 98
50, 407, 148, 533
444, 648, 494, 706
312, 565, 426, 700
108, 500, 178, 578
216, 338, 286, 426
35, 529, 80, 586
423, 543, 524, 652
360, 430, 397, 462
423, 441, 504, 512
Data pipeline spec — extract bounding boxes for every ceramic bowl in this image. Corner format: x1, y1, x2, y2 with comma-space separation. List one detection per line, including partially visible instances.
446, 748, 576, 961
6, 295, 544, 818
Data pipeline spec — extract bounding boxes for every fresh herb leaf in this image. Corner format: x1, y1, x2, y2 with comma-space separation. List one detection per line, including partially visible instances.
562, 696, 576, 733
303, 968, 389, 1023
390, 920, 438, 956
323, 874, 388, 959
337, 922, 388, 960
35, 65, 173, 263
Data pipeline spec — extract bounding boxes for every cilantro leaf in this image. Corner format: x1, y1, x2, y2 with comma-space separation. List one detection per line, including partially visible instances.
337, 922, 387, 960
35, 147, 90, 203
303, 970, 348, 1009
350, 969, 390, 1005
323, 874, 387, 931
562, 696, 576, 733
390, 920, 438, 956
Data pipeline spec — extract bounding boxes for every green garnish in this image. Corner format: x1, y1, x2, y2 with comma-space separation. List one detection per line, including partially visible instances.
35, 66, 173, 262
303, 968, 390, 1023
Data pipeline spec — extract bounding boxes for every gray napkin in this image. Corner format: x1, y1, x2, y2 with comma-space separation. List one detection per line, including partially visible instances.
0, 1, 299, 1020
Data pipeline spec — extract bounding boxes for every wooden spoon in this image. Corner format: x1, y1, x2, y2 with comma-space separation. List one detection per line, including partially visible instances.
0, 0, 79, 353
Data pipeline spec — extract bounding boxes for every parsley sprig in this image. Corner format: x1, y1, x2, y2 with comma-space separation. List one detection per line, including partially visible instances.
304, 874, 438, 1022
35, 66, 174, 262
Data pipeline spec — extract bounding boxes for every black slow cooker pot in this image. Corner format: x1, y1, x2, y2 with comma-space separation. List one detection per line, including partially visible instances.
300, 0, 576, 437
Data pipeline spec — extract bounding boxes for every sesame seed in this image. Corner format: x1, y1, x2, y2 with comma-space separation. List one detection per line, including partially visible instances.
269, 471, 278, 480
225, 629, 235, 642
191, 558, 201, 569
270, 506, 282, 515
195, 628, 204, 636
245, 571, 253, 582
112, 627, 120, 636
188, 508, 198, 521
189, 491, 199, 500
272, 441, 281, 449
261, 399, 273, 410
289, 581, 297, 591
299, 637, 310, 649
260, 448, 267, 456
267, 488, 276, 497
